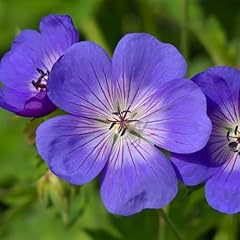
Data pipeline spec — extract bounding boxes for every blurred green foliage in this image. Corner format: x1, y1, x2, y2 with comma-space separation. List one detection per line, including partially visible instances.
1, 0, 240, 239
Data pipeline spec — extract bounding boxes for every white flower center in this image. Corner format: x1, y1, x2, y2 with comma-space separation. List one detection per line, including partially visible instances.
107, 106, 138, 137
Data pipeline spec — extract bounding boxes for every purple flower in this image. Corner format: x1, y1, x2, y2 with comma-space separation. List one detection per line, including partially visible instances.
36, 33, 211, 215
0, 14, 78, 117
172, 66, 240, 214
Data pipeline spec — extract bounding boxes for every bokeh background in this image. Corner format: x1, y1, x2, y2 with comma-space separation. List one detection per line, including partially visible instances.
1, 0, 240, 239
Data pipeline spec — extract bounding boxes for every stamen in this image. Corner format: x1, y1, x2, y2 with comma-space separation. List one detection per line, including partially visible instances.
36, 68, 44, 75
121, 128, 127, 136
32, 68, 49, 91
118, 125, 123, 134
108, 106, 138, 137
109, 122, 116, 130
226, 125, 240, 153
235, 125, 238, 135
122, 110, 131, 120
112, 111, 120, 115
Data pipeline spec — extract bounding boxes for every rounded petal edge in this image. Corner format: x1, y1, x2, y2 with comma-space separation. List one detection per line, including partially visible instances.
36, 115, 111, 185
100, 139, 178, 215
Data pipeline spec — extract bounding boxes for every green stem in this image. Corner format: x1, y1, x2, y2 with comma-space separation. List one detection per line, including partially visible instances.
159, 209, 183, 240
181, 0, 189, 60
158, 209, 165, 240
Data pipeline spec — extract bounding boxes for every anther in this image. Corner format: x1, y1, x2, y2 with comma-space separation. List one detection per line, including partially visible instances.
121, 110, 131, 114
32, 68, 49, 91
109, 122, 116, 130
226, 126, 240, 153
112, 111, 120, 116
36, 68, 44, 75
121, 128, 127, 136
235, 125, 238, 135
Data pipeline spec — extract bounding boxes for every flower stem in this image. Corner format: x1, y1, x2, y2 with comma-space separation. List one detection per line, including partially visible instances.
181, 0, 189, 60
159, 209, 183, 240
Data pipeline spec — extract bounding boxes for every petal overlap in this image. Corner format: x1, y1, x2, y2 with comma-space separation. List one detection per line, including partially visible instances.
135, 78, 212, 154
173, 66, 240, 214
36, 33, 211, 215
47, 41, 113, 117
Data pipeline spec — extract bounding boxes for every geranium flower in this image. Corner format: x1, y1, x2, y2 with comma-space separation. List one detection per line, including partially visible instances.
172, 66, 240, 214
36, 33, 211, 215
0, 14, 78, 117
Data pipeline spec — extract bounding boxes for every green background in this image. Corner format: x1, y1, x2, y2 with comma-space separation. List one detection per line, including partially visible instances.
1, 0, 240, 239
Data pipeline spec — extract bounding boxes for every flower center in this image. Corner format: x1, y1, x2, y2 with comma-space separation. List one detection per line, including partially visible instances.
32, 68, 50, 91
226, 125, 240, 154
107, 106, 138, 136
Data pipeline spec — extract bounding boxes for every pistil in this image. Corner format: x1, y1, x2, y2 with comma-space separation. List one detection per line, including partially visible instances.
108, 107, 138, 136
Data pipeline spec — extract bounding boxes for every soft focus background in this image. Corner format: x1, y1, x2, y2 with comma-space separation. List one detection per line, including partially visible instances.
1, 0, 240, 239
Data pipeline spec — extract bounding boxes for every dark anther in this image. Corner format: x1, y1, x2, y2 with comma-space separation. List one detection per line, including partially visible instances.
235, 125, 239, 135
121, 128, 127, 136
36, 68, 44, 75
112, 111, 120, 116
118, 125, 123, 134
121, 110, 131, 114
111, 105, 121, 115
109, 122, 116, 130
32, 68, 49, 91
226, 126, 240, 153
112, 108, 131, 116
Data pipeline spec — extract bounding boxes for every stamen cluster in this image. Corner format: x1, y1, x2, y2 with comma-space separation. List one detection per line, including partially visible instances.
108, 106, 138, 136
227, 125, 240, 154
32, 68, 50, 91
